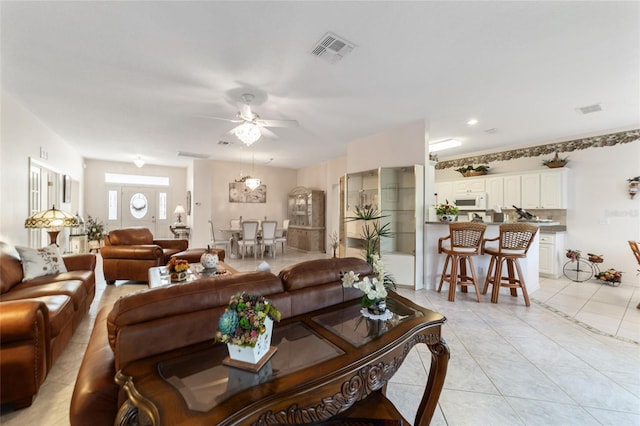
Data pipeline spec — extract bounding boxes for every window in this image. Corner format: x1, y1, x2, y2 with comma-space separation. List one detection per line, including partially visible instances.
105, 173, 169, 186
108, 190, 118, 220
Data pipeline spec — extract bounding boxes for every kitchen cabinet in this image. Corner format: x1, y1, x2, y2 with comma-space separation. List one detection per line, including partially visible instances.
435, 168, 568, 210
539, 232, 565, 278
485, 176, 504, 208
343, 166, 424, 289
521, 169, 568, 209
453, 179, 485, 194
503, 175, 521, 207
435, 181, 454, 205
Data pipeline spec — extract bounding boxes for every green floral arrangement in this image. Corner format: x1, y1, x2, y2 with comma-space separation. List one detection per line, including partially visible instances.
435, 200, 459, 215
86, 215, 105, 241
455, 165, 490, 175
215, 292, 281, 347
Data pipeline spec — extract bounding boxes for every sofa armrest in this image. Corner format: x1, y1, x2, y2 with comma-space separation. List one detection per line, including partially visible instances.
0, 300, 50, 407
100, 245, 164, 261
63, 254, 97, 272
70, 307, 118, 426
154, 239, 189, 251
0, 300, 50, 344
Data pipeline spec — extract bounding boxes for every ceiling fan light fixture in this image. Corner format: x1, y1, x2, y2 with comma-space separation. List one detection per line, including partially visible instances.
133, 157, 145, 168
234, 122, 261, 146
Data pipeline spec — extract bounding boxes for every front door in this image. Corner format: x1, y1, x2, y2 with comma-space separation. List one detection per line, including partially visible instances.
121, 188, 157, 233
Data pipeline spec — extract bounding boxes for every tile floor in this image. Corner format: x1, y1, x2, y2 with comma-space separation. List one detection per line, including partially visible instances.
2, 250, 639, 425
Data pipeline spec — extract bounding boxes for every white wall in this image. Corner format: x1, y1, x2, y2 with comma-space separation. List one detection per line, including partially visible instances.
190, 159, 297, 249
435, 140, 640, 279
83, 159, 187, 239
347, 119, 427, 173
0, 92, 84, 248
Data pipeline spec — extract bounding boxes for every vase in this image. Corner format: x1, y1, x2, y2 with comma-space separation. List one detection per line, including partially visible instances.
363, 297, 387, 315
171, 271, 188, 282
438, 214, 457, 223
226, 317, 273, 364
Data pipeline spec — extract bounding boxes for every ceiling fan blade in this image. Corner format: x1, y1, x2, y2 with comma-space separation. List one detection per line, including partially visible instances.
197, 115, 243, 123
259, 127, 279, 139
256, 119, 299, 128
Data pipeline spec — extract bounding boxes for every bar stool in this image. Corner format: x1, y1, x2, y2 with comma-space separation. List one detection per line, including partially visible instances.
482, 223, 538, 307
437, 222, 487, 302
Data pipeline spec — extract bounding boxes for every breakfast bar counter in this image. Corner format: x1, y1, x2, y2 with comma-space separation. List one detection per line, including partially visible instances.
424, 222, 540, 294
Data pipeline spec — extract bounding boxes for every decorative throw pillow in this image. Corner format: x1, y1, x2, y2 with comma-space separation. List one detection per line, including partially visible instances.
15, 245, 68, 281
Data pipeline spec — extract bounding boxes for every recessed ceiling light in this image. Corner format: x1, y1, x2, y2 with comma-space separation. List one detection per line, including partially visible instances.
429, 139, 462, 152
467, 119, 478, 126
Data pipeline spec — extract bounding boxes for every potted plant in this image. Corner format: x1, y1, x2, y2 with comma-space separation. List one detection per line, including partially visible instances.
435, 200, 459, 223
86, 215, 105, 251
455, 165, 490, 177
342, 254, 396, 315
346, 205, 392, 264
165, 257, 189, 282
542, 152, 569, 168
216, 292, 281, 366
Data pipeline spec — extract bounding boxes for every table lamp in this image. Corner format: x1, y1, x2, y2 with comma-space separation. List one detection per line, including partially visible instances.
25, 205, 79, 245
174, 204, 186, 224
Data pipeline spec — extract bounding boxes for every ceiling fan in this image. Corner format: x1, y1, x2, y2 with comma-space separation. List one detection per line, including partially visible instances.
207, 93, 299, 146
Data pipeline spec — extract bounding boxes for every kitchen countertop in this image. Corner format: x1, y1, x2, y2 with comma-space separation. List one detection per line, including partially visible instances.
425, 221, 567, 233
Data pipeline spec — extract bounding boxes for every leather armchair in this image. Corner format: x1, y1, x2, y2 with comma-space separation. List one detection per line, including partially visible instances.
101, 228, 188, 284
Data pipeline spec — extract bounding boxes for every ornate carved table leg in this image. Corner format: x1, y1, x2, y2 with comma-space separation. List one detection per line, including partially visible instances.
415, 336, 450, 426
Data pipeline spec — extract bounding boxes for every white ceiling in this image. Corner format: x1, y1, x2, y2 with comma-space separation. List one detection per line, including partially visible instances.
2, 1, 639, 169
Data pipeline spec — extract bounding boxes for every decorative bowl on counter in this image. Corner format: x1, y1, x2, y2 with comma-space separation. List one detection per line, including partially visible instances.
438, 214, 458, 223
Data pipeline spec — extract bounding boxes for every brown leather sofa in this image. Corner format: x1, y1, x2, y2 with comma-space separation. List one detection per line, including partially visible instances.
101, 227, 188, 284
70, 257, 372, 426
0, 251, 96, 409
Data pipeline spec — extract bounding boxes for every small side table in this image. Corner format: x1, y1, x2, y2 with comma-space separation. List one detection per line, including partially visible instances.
169, 225, 190, 240
69, 234, 88, 254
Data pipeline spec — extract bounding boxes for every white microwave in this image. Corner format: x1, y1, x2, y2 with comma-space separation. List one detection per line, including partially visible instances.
453, 193, 488, 211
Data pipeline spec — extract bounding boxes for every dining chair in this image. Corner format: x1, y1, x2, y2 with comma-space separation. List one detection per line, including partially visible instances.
482, 223, 538, 306
230, 218, 241, 229
275, 219, 290, 254
260, 221, 278, 258
437, 222, 486, 302
208, 220, 231, 255
237, 221, 259, 259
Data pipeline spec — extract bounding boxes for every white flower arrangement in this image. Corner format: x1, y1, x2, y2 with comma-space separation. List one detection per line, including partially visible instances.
341, 255, 391, 301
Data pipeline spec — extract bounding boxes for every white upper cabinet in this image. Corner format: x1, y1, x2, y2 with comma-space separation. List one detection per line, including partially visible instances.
521, 169, 568, 209
435, 168, 568, 210
503, 175, 521, 207
435, 181, 454, 204
521, 173, 541, 209
485, 176, 504, 208
453, 178, 485, 193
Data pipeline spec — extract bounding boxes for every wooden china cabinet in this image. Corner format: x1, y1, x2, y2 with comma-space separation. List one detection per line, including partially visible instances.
286, 186, 325, 253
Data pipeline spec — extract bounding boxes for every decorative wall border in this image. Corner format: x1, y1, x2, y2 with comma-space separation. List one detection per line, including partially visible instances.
436, 129, 640, 170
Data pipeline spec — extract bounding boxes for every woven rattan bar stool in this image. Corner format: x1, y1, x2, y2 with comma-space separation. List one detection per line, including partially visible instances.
481, 223, 539, 307
437, 222, 487, 302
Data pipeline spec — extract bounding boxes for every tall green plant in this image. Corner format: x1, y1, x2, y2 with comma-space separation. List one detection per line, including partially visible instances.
346, 205, 392, 264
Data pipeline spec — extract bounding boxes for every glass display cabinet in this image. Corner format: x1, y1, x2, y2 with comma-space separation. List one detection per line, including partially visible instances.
287, 187, 325, 252
342, 165, 424, 289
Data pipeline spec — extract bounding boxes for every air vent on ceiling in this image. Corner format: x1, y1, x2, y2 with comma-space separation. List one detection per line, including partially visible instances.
311, 32, 355, 64
576, 103, 602, 115
217, 140, 233, 146
177, 151, 210, 159
484, 128, 498, 134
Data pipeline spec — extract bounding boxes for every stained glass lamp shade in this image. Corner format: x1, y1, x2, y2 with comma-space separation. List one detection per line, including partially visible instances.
25, 205, 79, 245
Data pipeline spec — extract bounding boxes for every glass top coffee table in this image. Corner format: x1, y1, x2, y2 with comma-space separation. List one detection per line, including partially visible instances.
115, 292, 449, 426
147, 262, 237, 288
